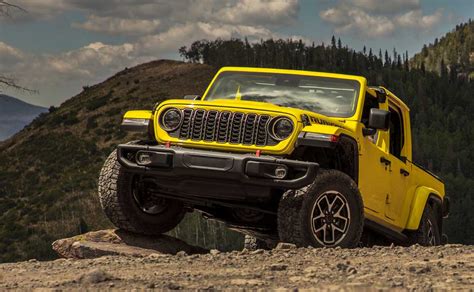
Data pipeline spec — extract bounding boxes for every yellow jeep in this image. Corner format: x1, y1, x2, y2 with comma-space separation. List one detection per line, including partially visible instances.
98, 67, 449, 248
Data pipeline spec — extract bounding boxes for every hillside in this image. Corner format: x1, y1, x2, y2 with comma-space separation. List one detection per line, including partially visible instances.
0, 60, 243, 263
411, 20, 473, 79
0, 95, 47, 141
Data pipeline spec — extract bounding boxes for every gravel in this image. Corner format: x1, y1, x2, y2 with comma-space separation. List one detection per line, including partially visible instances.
0, 244, 472, 290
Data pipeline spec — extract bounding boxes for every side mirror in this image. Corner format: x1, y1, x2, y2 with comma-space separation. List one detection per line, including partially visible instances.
363, 108, 390, 136
368, 108, 390, 130
184, 95, 201, 100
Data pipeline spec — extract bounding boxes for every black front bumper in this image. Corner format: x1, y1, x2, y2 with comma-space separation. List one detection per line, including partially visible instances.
117, 144, 318, 189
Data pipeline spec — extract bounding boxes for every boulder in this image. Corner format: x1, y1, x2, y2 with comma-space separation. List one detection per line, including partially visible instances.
52, 229, 207, 259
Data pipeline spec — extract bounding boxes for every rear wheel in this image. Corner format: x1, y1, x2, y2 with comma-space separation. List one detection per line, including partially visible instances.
407, 205, 441, 246
98, 149, 185, 235
278, 170, 364, 248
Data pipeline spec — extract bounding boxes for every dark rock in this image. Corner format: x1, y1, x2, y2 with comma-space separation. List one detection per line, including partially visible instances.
416, 266, 431, 274
269, 264, 288, 271
337, 263, 349, 271
78, 269, 113, 284
165, 282, 182, 290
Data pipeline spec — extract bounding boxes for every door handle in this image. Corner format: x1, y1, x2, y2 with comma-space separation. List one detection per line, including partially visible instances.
380, 157, 391, 166
400, 169, 410, 176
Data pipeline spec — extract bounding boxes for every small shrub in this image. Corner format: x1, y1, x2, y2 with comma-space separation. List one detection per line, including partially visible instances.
126, 86, 139, 95
94, 128, 104, 135
63, 115, 79, 126
86, 91, 113, 111
86, 116, 98, 129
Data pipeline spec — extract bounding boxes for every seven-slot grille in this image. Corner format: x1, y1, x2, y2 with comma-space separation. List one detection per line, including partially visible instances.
176, 108, 273, 146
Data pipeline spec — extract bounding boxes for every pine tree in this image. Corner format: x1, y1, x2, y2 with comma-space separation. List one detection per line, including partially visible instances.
378, 49, 383, 60
384, 50, 391, 67
404, 50, 409, 71
440, 58, 448, 77
331, 36, 337, 49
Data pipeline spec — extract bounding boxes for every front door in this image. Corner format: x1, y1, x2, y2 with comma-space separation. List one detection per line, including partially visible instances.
384, 103, 412, 225
358, 91, 390, 217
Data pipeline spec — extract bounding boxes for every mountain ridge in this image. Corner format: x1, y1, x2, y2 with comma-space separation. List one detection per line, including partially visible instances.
0, 94, 47, 141
410, 20, 473, 79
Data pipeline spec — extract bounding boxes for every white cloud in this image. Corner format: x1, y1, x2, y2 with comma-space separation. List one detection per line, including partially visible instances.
321, 8, 395, 38
395, 9, 443, 29
217, 0, 299, 25
73, 15, 161, 35
0, 41, 153, 105
2, 0, 305, 106
350, 0, 419, 13
3, 0, 72, 20
13, 0, 299, 33
45, 42, 138, 77
0, 41, 25, 66
70, 0, 298, 35
319, 0, 443, 38
137, 22, 278, 55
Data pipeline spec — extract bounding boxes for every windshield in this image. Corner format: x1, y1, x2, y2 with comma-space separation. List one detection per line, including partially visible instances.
205, 71, 361, 117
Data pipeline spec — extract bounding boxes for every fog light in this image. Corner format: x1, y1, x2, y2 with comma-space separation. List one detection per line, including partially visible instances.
136, 152, 152, 166
274, 166, 288, 179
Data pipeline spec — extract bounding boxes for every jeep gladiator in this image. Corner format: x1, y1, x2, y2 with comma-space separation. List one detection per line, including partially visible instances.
98, 67, 449, 248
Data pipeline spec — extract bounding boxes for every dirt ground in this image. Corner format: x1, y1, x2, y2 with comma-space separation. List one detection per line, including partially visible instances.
0, 244, 472, 290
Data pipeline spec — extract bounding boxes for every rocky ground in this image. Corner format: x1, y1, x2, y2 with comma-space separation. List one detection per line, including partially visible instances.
0, 230, 472, 291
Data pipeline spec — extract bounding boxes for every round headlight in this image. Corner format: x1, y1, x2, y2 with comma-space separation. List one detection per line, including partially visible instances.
269, 117, 294, 141
160, 108, 183, 131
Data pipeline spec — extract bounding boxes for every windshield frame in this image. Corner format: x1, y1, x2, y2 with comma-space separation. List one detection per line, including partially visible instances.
202, 70, 363, 118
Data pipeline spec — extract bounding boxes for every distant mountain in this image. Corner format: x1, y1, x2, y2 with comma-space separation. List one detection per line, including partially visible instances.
411, 20, 473, 79
0, 94, 47, 141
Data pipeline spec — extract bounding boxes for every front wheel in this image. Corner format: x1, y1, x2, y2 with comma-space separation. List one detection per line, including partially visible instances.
98, 149, 185, 235
278, 170, 364, 248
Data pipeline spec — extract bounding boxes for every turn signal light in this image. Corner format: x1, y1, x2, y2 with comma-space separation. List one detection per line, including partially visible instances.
305, 132, 339, 142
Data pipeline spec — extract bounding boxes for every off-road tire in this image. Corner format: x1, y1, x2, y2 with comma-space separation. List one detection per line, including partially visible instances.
98, 148, 185, 235
407, 205, 441, 246
277, 188, 305, 244
279, 170, 364, 248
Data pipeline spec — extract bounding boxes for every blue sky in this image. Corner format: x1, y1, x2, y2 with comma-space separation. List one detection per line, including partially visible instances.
0, 0, 472, 107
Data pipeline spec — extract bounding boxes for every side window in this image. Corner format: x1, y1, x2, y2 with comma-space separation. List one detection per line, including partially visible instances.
361, 92, 380, 143
389, 105, 404, 159
361, 92, 379, 127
